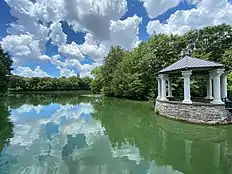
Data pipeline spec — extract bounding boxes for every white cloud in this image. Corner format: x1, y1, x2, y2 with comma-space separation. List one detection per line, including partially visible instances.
3, 0, 65, 64
49, 22, 67, 46
63, 0, 127, 40
147, 0, 232, 35
56, 60, 99, 78
109, 15, 142, 50
65, 59, 83, 70
51, 58, 99, 78
140, 0, 201, 19
39, 55, 51, 61
81, 43, 107, 62
58, 0, 140, 66
79, 14, 141, 65
80, 63, 100, 78
2, 0, 143, 77
1, 34, 42, 64
33, 0, 65, 22
50, 54, 65, 67
7, 22, 50, 47
5, 0, 52, 52
80, 33, 109, 63
59, 42, 84, 60
13, 66, 51, 77
49, 55, 84, 77
5, 0, 64, 23
5, 0, 232, 78
58, 67, 76, 78
140, 0, 180, 18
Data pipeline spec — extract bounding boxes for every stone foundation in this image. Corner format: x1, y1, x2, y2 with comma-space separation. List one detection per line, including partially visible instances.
155, 99, 232, 125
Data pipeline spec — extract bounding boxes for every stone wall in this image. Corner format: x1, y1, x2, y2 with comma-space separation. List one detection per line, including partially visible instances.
155, 100, 232, 125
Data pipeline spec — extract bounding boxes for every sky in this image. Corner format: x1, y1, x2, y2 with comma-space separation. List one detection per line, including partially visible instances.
0, 0, 232, 78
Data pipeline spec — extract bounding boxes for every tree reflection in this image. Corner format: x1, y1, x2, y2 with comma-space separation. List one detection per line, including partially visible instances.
7, 92, 93, 109
0, 102, 14, 152
92, 97, 232, 174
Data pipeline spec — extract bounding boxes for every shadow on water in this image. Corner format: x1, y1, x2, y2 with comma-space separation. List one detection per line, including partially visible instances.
1, 93, 232, 173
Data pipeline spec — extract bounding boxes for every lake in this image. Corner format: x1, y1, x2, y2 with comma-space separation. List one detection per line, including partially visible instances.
0, 93, 232, 174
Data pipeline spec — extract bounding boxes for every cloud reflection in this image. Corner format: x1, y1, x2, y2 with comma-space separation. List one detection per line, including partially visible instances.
1, 101, 150, 174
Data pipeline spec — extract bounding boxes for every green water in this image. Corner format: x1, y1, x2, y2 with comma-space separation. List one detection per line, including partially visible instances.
1, 93, 232, 174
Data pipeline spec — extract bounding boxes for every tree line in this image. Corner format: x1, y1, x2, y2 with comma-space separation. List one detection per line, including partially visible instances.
8, 75, 92, 91
91, 24, 232, 100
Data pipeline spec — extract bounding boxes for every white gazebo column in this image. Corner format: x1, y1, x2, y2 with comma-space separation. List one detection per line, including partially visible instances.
221, 71, 230, 99
211, 69, 225, 104
159, 74, 168, 101
167, 77, 173, 98
156, 77, 161, 99
205, 72, 214, 100
182, 70, 192, 104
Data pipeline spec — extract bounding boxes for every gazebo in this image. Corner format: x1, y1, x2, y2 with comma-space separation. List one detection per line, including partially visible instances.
155, 55, 232, 124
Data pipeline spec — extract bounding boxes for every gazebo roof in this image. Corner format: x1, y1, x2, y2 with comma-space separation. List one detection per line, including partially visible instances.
159, 56, 224, 74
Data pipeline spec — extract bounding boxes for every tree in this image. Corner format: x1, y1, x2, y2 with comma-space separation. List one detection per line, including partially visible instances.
222, 50, 232, 70
185, 24, 232, 62
92, 34, 187, 100
0, 46, 13, 94
8, 75, 93, 91
90, 24, 232, 100
80, 76, 92, 90
136, 34, 187, 99
101, 46, 127, 96
91, 66, 104, 94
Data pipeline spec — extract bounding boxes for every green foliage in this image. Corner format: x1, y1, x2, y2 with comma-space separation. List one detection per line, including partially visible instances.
187, 24, 232, 62
101, 46, 127, 96
8, 75, 92, 91
0, 46, 13, 95
228, 72, 232, 99
90, 24, 232, 100
222, 50, 232, 70
91, 66, 104, 94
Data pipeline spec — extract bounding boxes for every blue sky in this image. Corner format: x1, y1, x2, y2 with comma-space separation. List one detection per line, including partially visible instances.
0, 0, 232, 78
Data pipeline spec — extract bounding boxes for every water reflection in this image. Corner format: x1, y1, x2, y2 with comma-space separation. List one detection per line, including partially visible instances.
0, 94, 232, 174
0, 102, 14, 152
